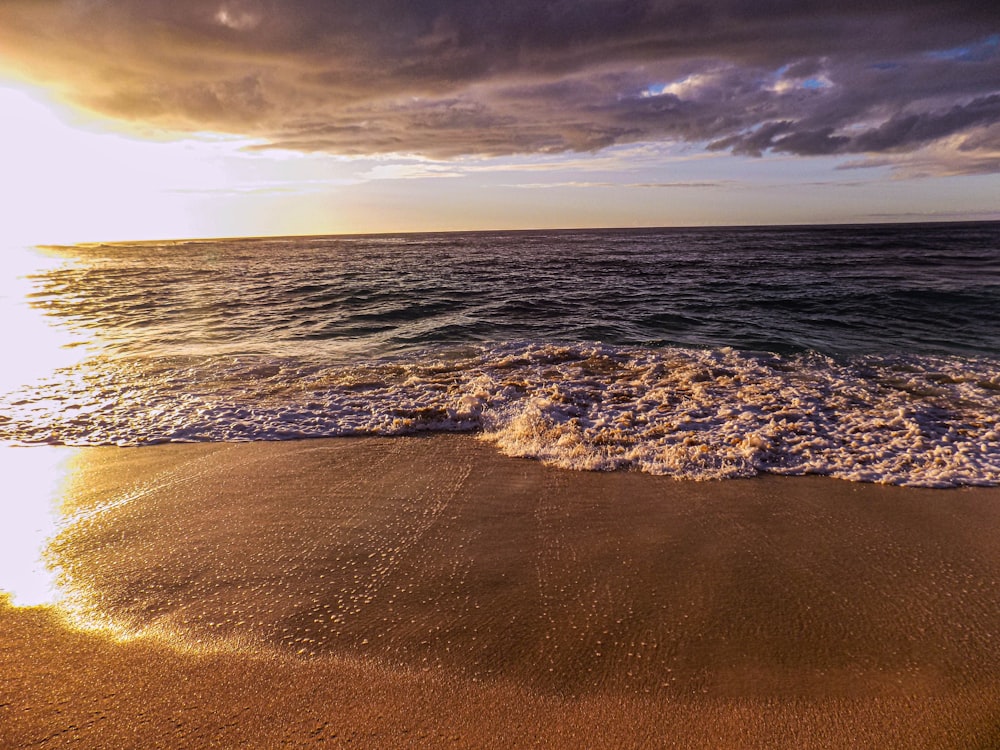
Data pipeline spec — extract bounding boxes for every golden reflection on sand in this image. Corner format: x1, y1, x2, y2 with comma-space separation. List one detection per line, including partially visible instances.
0, 446, 78, 606
3, 437, 1000, 749
21, 435, 1000, 704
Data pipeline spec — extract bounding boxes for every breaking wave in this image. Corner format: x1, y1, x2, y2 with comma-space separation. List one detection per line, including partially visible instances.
2, 342, 997, 488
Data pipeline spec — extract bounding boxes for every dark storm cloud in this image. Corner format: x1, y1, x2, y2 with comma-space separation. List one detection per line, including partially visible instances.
1, 1, 998, 170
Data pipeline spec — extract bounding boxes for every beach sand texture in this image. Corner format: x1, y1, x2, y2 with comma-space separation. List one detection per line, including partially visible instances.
3, 435, 1000, 748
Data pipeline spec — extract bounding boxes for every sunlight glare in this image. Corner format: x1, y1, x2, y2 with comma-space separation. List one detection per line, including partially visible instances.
0, 446, 78, 607
0, 80, 262, 244
0, 246, 89, 397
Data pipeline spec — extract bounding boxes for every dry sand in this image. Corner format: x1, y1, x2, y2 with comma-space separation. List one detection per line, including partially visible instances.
3, 434, 1000, 748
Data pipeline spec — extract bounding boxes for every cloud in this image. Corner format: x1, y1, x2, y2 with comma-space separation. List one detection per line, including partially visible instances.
361, 163, 465, 180
501, 179, 726, 188
0, 1, 998, 172
215, 0, 264, 31
838, 133, 1000, 178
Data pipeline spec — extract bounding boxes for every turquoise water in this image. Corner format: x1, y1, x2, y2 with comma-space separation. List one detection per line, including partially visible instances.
3, 222, 999, 486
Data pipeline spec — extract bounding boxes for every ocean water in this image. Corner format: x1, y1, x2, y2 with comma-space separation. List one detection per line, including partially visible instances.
2, 222, 999, 487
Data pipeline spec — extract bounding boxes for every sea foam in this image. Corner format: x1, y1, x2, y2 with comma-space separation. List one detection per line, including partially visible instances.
2, 342, 997, 488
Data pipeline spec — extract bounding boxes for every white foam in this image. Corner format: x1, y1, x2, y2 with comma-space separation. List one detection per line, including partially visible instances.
1, 343, 998, 487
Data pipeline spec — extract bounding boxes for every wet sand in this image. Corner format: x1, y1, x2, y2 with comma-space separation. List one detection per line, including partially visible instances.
3, 435, 1000, 748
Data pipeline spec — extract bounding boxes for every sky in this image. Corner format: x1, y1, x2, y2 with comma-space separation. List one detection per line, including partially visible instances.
0, 0, 998, 243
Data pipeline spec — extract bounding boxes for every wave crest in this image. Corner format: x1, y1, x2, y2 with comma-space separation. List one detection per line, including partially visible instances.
2, 342, 997, 487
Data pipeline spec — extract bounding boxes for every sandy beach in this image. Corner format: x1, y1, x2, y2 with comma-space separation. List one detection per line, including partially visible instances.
3, 434, 1000, 748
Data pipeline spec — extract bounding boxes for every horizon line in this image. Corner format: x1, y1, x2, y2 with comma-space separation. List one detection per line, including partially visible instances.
34, 217, 1000, 248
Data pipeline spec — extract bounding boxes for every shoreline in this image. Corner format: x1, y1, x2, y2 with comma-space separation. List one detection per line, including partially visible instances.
3, 435, 1000, 747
